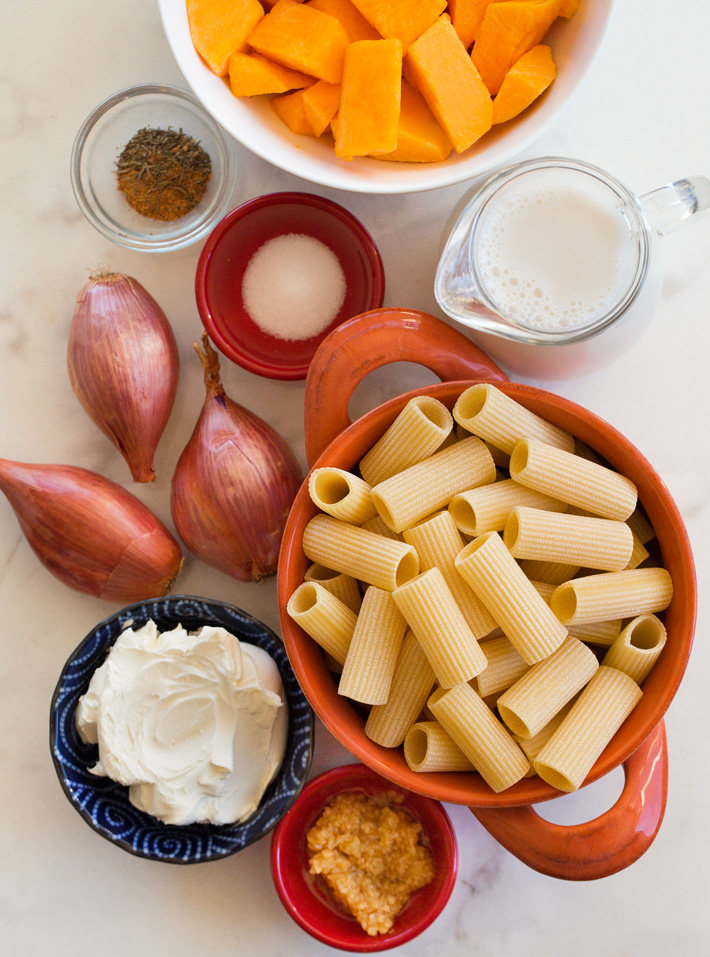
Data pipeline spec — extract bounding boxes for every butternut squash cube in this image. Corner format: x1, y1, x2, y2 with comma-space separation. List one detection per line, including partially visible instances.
334, 38, 403, 159
350, 0, 448, 51
406, 14, 492, 153
472, 0, 563, 95
302, 80, 342, 135
375, 80, 453, 163
247, 0, 350, 83
271, 89, 315, 134
492, 43, 556, 123
187, 0, 265, 76
307, 0, 380, 41
229, 52, 316, 96
448, 0, 493, 50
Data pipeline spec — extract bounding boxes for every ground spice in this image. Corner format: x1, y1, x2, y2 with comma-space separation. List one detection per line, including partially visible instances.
115, 126, 212, 221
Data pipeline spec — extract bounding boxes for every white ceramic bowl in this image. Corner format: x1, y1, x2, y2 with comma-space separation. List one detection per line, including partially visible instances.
158, 0, 616, 194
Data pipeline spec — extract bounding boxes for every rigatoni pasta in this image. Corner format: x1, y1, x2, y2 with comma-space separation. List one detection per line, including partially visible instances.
475, 634, 529, 698
455, 531, 568, 664
286, 581, 357, 665
602, 615, 667, 685
359, 395, 453, 486
453, 383, 575, 454
509, 437, 638, 521
304, 563, 362, 613
308, 467, 378, 525
302, 514, 419, 591
404, 721, 476, 773
533, 667, 643, 792
392, 567, 488, 687
503, 506, 634, 571
338, 586, 407, 705
550, 568, 674, 625
428, 682, 530, 792
371, 436, 496, 533
449, 478, 567, 537
365, 631, 435, 748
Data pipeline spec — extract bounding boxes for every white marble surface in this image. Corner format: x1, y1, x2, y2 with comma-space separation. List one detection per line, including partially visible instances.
1, 1, 709, 954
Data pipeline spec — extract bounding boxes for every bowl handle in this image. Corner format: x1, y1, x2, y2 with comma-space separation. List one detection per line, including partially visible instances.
469, 721, 668, 880
304, 309, 509, 465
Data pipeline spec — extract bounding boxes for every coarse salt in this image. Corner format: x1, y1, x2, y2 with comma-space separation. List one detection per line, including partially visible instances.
241, 233, 347, 341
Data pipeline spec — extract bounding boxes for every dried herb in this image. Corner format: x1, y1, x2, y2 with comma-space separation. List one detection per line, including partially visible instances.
115, 127, 212, 222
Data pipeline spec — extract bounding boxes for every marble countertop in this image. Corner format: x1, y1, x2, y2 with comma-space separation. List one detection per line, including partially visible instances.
1, 1, 708, 954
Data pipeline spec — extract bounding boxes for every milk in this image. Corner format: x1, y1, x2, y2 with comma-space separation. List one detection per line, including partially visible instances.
474, 172, 639, 334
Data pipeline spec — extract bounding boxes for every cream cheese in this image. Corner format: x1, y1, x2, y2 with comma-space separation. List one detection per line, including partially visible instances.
76, 620, 288, 826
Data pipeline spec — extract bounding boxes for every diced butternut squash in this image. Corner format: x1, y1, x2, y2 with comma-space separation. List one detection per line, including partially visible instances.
302, 80, 342, 135
448, 0, 493, 50
228, 52, 316, 96
271, 89, 315, 134
472, 0, 563, 95
375, 80, 453, 163
187, 0, 265, 76
247, 0, 350, 83
307, 0, 380, 40
334, 38, 403, 159
350, 0, 448, 51
407, 15, 492, 153
492, 43, 556, 123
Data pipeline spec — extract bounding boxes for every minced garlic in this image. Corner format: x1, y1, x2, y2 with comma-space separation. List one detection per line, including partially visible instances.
306, 790, 435, 936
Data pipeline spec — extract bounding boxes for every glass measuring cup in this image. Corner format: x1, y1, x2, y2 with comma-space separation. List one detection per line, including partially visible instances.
435, 157, 710, 378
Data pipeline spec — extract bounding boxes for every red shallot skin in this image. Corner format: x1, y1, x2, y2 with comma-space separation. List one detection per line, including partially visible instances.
67, 272, 179, 483
0, 458, 183, 603
171, 336, 302, 582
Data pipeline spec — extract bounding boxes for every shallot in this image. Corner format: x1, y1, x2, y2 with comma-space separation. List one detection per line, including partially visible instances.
67, 271, 179, 483
171, 333, 302, 582
0, 458, 183, 603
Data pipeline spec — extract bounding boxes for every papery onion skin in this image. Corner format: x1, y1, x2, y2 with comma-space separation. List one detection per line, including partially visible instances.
171, 335, 302, 582
0, 458, 183, 602
68, 272, 179, 483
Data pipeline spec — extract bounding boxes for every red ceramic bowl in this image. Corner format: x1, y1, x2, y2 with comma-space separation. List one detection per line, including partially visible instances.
195, 192, 385, 380
277, 309, 697, 880
270, 763, 458, 952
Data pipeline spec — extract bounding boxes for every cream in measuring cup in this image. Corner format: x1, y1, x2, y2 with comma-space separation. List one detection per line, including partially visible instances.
435, 157, 710, 378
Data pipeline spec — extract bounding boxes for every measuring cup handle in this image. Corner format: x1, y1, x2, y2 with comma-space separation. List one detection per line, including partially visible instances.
469, 721, 667, 880
304, 309, 508, 465
640, 176, 710, 235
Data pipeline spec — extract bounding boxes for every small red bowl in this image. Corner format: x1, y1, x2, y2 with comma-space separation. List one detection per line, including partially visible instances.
270, 764, 458, 952
195, 192, 385, 380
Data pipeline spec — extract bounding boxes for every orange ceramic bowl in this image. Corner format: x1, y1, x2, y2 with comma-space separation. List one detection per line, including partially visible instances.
277, 311, 696, 827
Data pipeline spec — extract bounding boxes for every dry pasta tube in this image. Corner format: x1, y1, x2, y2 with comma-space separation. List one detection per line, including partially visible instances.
365, 631, 436, 748
449, 479, 567, 537
361, 514, 404, 541
455, 532, 568, 664
509, 438, 638, 521
530, 579, 622, 647
286, 581, 357, 665
304, 563, 362, 613
371, 436, 496, 534
453, 383, 575, 455
550, 567, 674, 625
626, 507, 655, 545
497, 636, 599, 740
602, 614, 667, 685
302, 514, 419, 591
392, 567, 488, 687
504, 506, 634, 572
359, 395, 454, 486
308, 467, 378, 525
514, 699, 576, 776
626, 532, 650, 570
534, 666, 643, 792
338, 586, 407, 705
403, 511, 496, 639
475, 635, 529, 698
429, 682, 530, 791
518, 558, 581, 586
404, 721, 476, 772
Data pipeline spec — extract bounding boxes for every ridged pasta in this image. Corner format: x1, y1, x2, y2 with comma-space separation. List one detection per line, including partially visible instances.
308, 467, 378, 525
404, 720, 476, 772
286, 581, 357, 664
338, 586, 407, 705
602, 614, 667, 685
449, 478, 567, 537
365, 632, 436, 748
550, 568, 674, 625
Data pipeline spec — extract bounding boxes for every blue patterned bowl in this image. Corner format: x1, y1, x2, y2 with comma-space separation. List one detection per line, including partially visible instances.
50, 595, 314, 863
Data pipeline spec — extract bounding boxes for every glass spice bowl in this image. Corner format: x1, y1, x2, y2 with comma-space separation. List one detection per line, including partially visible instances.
71, 83, 238, 252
